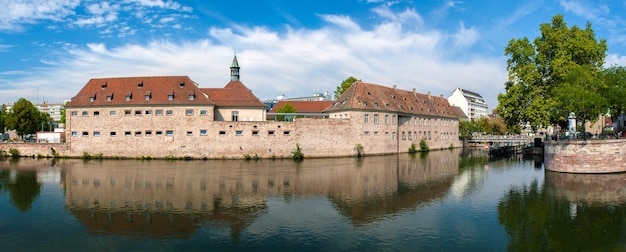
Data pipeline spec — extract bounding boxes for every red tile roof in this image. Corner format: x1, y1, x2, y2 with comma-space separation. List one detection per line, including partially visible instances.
200, 80, 265, 107
66, 76, 214, 107
269, 101, 333, 113
324, 82, 464, 119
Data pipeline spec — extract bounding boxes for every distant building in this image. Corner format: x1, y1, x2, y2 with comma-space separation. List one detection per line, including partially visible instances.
447, 88, 488, 120
5, 100, 68, 125
263, 90, 332, 112
267, 100, 333, 121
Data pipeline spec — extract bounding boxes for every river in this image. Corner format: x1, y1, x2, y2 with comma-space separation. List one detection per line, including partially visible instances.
0, 148, 623, 251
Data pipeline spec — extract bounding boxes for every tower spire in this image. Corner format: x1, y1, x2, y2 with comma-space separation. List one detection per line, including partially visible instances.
230, 52, 240, 81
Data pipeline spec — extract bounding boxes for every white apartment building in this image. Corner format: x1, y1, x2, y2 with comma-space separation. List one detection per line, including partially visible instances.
447, 88, 488, 120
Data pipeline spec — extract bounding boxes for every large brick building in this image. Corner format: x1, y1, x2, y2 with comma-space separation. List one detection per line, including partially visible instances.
64, 55, 465, 158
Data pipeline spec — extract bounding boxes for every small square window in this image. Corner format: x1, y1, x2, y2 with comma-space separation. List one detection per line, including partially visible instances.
94, 131, 101, 137
364, 131, 369, 136
219, 131, 226, 135
145, 130, 152, 136
135, 110, 141, 116
166, 130, 173, 136
186, 109, 193, 116
106, 96, 112, 101
166, 110, 173, 116
200, 110, 207, 115
125, 131, 131, 136
236, 131, 243, 136
156, 131, 163, 136
268, 130, 275, 136
110, 132, 117, 136
110, 111, 116, 116
82, 131, 89, 136
125, 110, 131, 116
145, 110, 152, 115
187, 131, 193, 136
93, 111, 100, 116
71, 131, 77, 137
82, 111, 88, 116
284, 130, 291, 136
135, 131, 142, 136
189, 94, 195, 100
374, 131, 379, 136
71, 111, 77, 116
200, 130, 207, 136
126, 95, 131, 101
168, 94, 174, 100
145, 95, 150, 101
155, 110, 163, 116
89, 97, 95, 102
252, 131, 259, 136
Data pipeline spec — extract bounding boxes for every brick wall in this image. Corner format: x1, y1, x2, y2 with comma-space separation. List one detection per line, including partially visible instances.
544, 139, 626, 173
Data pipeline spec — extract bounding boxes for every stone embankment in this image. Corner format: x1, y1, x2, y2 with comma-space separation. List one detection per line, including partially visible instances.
0, 143, 67, 158
544, 139, 626, 173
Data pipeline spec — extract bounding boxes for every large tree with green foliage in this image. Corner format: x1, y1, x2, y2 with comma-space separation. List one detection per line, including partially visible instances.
496, 14, 607, 131
275, 103, 298, 121
6, 98, 42, 138
602, 65, 626, 129
0, 104, 7, 134
334, 76, 361, 99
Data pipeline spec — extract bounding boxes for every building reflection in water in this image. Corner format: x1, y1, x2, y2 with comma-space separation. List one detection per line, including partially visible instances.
11, 149, 464, 238
545, 171, 626, 207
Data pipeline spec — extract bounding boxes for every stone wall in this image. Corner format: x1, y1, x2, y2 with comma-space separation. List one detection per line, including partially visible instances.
0, 143, 68, 157
544, 139, 626, 173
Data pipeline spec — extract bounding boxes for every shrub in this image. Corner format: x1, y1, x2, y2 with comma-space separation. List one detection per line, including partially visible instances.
419, 139, 429, 152
82, 152, 91, 159
9, 148, 20, 157
354, 143, 364, 157
408, 143, 417, 154
292, 144, 304, 161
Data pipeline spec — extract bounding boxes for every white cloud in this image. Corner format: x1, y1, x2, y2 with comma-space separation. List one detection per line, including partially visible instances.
0, 0, 80, 31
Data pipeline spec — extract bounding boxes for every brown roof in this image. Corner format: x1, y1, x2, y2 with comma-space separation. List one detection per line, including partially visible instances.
66, 76, 214, 107
450, 106, 468, 119
269, 101, 333, 113
200, 80, 265, 107
324, 82, 463, 119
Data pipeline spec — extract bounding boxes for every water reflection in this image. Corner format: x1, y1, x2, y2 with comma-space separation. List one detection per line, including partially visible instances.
0, 160, 42, 213
499, 171, 626, 251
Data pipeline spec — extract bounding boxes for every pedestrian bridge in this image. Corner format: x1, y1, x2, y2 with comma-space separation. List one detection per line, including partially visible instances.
467, 135, 531, 145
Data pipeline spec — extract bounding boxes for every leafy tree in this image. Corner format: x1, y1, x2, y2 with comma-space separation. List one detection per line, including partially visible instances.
275, 103, 298, 121
602, 65, 626, 130
6, 98, 41, 138
458, 120, 480, 139
0, 170, 42, 213
59, 101, 69, 124
39, 110, 53, 131
496, 14, 607, 132
0, 104, 7, 133
334, 76, 361, 99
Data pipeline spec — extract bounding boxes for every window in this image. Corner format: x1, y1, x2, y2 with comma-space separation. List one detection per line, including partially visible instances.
93, 111, 100, 116
135, 110, 141, 116
145, 130, 152, 136
186, 109, 193, 116
166, 110, 173, 116
124, 110, 131, 116
392, 115, 396, 125
126, 95, 132, 101
156, 131, 163, 136
374, 114, 379, 124
94, 131, 101, 137
408, 131, 412, 140
166, 130, 173, 136
155, 110, 163, 116
71, 131, 77, 137
236, 130, 243, 136
106, 96, 112, 101
168, 94, 174, 100
219, 131, 226, 135
374, 131, 379, 136
110, 132, 117, 136
145, 95, 150, 101
362, 101, 367, 106
200, 130, 207, 136
385, 115, 389, 124
71, 111, 77, 116
402, 132, 406, 140
82, 111, 88, 116
135, 131, 142, 136
365, 131, 370, 136
200, 110, 207, 115
232, 111, 239, 121
364, 114, 369, 123
189, 94, 195, 100
187, 131, 193, 136
284, 130, 291, 136
268, 130, 275, 136
125, 131, 131, 136
82, 132, 88, 136
145, 110, 152, 115
110, 111, 116, 116
252, 130, 259, 136
89, 96, 95, 102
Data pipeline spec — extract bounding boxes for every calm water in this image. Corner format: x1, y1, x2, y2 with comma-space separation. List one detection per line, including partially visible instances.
0, 149, 624, 251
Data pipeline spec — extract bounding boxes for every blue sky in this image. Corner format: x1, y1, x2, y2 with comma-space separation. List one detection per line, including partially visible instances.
1, 0, 625, 110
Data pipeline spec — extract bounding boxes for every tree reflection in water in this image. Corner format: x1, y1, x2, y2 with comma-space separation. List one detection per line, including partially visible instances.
498, 179, 626, 251
0, 168, 42, 213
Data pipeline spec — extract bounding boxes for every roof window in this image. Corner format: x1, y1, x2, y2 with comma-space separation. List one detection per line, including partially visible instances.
138, 82, 143, 88
101, 82, 107, 89
179, 82, 185, 88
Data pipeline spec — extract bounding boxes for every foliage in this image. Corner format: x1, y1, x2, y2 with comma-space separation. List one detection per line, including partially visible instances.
275, 103, 298, 121
292, 143, 304, 161
354, 143, 364, 157
419, 139, 429, 152
0, 170, 42, 212
496, 14, 607, 132
0, 104, 7, 134
408, 143, 417, 154
9, 148, 19, 157
459, 117, 508, 138
334, 76, 361, 99
5, 98, 48, 138
602, 65, 626, 128
59, 101, 69, 124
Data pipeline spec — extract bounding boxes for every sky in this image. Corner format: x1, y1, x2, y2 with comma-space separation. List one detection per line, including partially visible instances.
1, 0, 626, 110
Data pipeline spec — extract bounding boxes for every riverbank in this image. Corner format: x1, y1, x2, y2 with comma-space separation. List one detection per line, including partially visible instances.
544, 138, 626, 173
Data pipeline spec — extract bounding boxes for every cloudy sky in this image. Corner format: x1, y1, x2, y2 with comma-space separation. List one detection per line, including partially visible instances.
1, 0, 625, 110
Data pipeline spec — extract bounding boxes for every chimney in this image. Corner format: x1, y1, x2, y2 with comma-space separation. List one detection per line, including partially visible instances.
412, 88, 416, 95
393, 84, 397, 90
427, 91, 431, 99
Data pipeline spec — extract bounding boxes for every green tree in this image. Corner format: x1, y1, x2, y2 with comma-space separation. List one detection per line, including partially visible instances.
6, 98, 41, 138
0, 104, 7, 133
39, 110, 53, 132
59, 101, 69, 124
602, 65, 626, 130
0, 170, 42, 213
334, 76, 361, 99
496, 14, 607, 131
275, 103, 298, 121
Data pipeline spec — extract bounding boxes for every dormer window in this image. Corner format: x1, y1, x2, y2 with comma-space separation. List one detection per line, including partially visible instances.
145, 95, 150, 101
179, 82, 185, 88
362, 101, 367, 106
89, 96, 95, 102
189, 94, 195, 100
145, 91, 151, 101
125, 92, 132, 101
106, 96, 112, 101
168, 92, 174, 100
101, 82, 107, 89
138, 82, 143, 88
